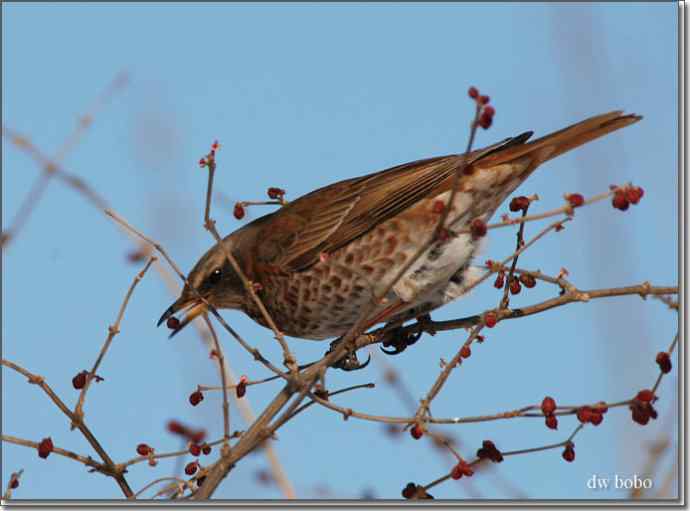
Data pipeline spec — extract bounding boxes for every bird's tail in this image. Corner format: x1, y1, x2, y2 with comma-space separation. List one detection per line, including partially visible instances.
474, 111, 642, 170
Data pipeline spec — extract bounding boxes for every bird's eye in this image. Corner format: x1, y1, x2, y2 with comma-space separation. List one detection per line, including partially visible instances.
209, 268, 222, 285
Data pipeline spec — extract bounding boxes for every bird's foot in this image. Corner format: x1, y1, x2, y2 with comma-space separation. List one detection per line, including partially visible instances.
326, 339, 371, 372
380, 322, 424, 356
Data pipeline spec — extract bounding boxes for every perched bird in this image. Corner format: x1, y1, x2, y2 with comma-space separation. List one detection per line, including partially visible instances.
159, 111, 640, 340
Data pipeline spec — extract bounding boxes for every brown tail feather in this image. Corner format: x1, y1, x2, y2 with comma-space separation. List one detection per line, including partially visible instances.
475, 111, 642, 169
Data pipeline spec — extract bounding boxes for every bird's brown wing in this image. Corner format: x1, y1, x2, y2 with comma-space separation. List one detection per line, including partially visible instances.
256, 133, 532, 272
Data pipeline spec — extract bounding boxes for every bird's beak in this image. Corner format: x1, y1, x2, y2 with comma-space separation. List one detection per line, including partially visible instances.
157, 296, 208, 339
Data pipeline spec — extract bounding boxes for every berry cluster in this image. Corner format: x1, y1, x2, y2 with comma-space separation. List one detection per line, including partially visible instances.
541, 396, 558, 430
575, 402, 608, 426
468, 86, 495, 129
630, 389, 658, 426
611, 184, 644, 211
476, 439, 503, 463
198, 140, 220, 169
450, 459, 474, 480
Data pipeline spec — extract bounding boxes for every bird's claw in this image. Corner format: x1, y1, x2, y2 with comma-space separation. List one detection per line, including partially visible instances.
380, 328, 423, 356
326, 339, 372, 372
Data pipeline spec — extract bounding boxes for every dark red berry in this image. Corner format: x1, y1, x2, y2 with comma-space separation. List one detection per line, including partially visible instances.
470, 218, 487, 239
233, 202, 246, 220
545, 415, 558, 430
202, 444, 211, 455
590, 412, 603, 426
38, 437, 53, 459
636, 389, 655, 403
137, 443, 152, 456
493, 272, 505, 289
483, 105, 495, 117
612, 191, 629, 211
10, 477, 19, 489
519, 273, 537, 288
190, 429, 207, 444
189, 391, 204, 406
541, 396, 557, 416
576, 406, 592, 424
166, 316, 180, 330
410, 424, 423, 440
477, 112, 493, 129
562, 444, 575, 463
484, 311, 497, 328
236, 381, 247, 399
509, 277, 521, 295
189, 444, 201, 456
468, 87, 479, 99
478, 95, 490, 105
167, 420, 186, 436
566, 193, 585, 208
656, 352, 672, 374
402, 483, 417, 499
509, 196, 530, 212
185, 462, 198, 475
432, 200, 445, 214
72, 370, 88, 390
267, 187, 286, 200
198, 158, 207, 168
625, 187, 643, 205
460, 345, 471, 359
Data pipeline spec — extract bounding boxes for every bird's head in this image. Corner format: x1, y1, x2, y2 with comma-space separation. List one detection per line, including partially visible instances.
158, 240, 245, 337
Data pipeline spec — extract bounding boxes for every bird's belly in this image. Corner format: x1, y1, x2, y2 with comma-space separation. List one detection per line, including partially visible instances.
255, 190, 484, 340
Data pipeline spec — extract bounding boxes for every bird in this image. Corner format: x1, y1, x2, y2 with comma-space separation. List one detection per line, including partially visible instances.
158, 111, 641, 341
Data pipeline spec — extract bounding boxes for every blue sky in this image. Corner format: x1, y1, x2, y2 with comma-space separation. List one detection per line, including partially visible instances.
3, 2, 678, 501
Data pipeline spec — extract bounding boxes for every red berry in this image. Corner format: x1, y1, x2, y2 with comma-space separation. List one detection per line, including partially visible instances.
545, 415, 558, 430
202, 444, 211, 455
38, 437, 53, 459
562, 444, 575, 463
478, 95, 490, 105
576, 406, 592, 424
189, 444, 201, 456
72, 370, 88, 390
625, 186, 643, 205
567, 193, 585, 208
167, 420, 186, 436
211, 140, 220, 152
137, 443, 152, 456
198, 158, 207, 168
519, 273, 536, 288
126, 249, 146, 263
468, 86, 479, 99
410, 424, 423, 440
477, 112, 493, 129
509, 196, 530, 212
10, 477, 19, 489
612, 191, 629, 211
593, 402, 609, 414
656, 352, 672, 374
590, 412, 603, 426
484, 311, 497, 328
233, 202, 246, 220
432, 200, 445, 214
483, 105, 495, 117
470, 218, 487, 239
166, 316, 180, 330
541, 396, 557, 416
631, 403, 651, 425
493, 272, 505, 289
190, 429, 207, 444
267, 187, 286, 200
460, 345, 471, 359
402, 483, 417, 499
451, 464, 463, 480
236, 381, 247, 398
509, 277, 521, 295
636, 389, 655, 403
189, 391, 204, 406
184, 462, 198, 475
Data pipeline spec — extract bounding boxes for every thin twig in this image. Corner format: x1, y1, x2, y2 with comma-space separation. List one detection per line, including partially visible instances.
1, 360, 133, 497
73, 256, 157, 425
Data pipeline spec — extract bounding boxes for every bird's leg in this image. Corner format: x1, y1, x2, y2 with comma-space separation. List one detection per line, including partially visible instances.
326, 337, 371, 372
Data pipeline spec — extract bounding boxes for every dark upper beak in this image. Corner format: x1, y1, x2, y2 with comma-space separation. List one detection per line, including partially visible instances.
157, 296, 208, 339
